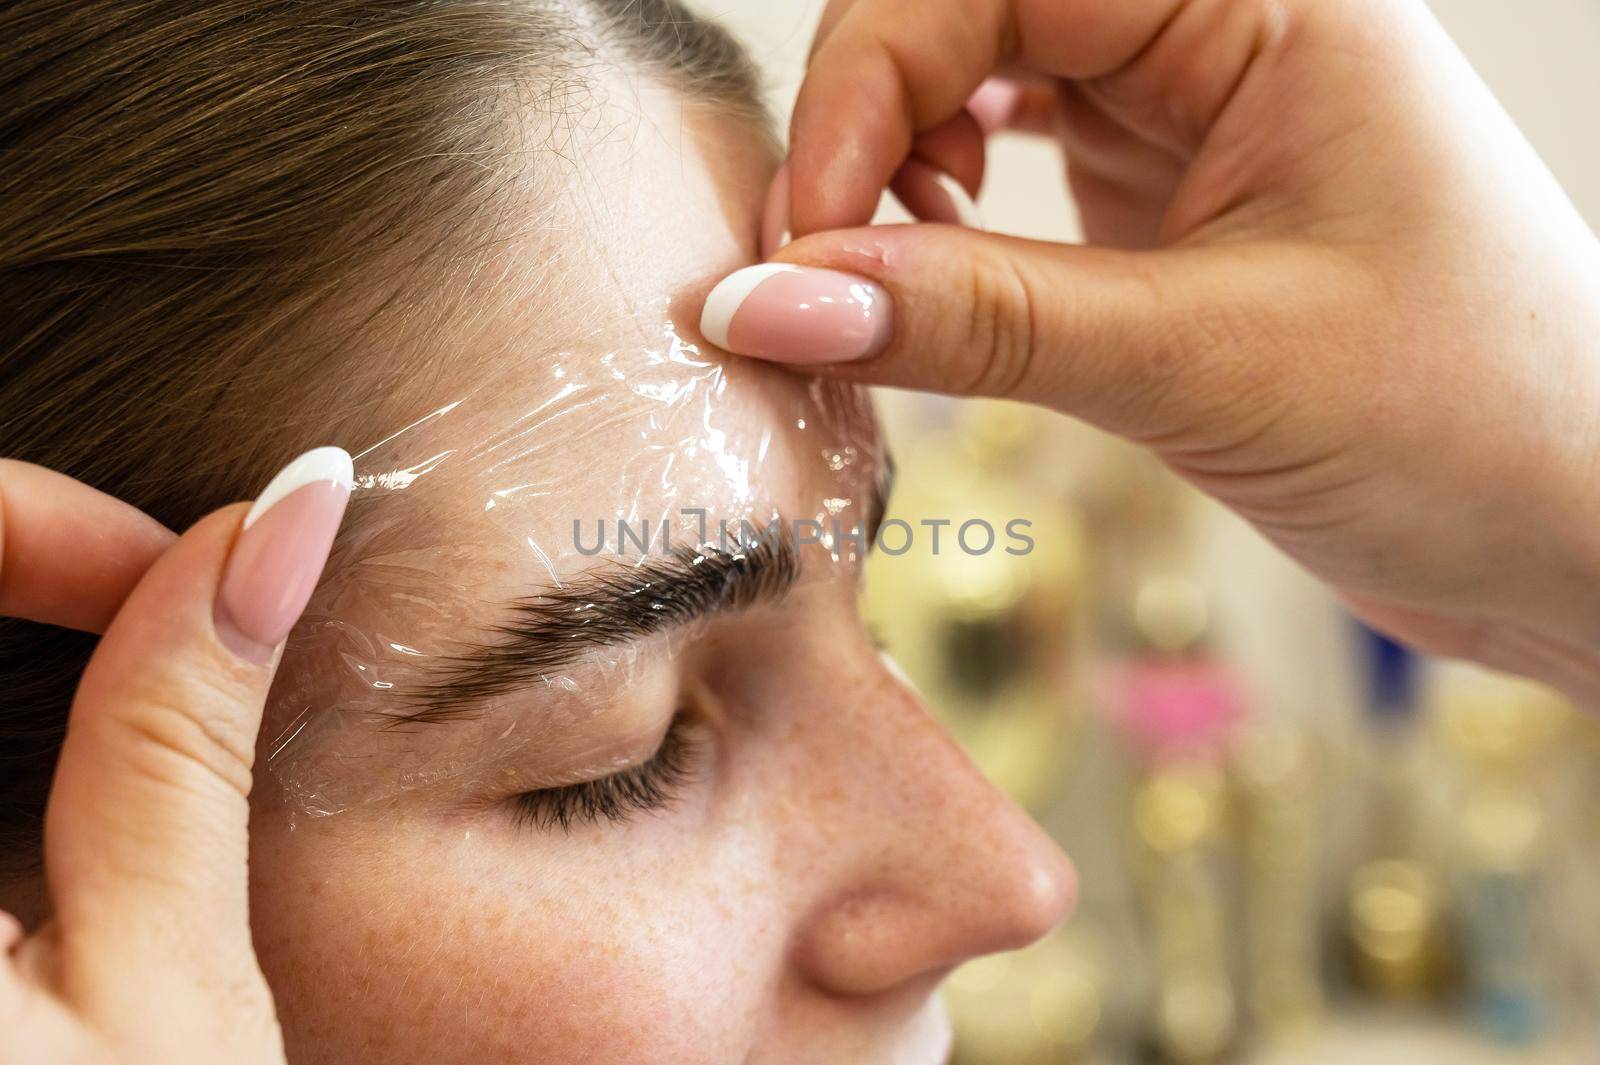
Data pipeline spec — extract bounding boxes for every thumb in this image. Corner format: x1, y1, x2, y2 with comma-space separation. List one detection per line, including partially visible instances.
700, 224, 1319, 443
44, 447, 351, 990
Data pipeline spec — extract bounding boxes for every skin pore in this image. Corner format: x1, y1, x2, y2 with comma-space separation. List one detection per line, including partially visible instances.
243, 77, 1074, 1064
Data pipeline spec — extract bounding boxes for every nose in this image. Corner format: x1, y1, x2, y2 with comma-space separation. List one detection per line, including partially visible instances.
789, 666, 1077, 997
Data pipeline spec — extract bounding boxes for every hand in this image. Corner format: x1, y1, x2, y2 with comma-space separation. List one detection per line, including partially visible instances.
1, 451, 349, 1063
700, 0, 1600, 700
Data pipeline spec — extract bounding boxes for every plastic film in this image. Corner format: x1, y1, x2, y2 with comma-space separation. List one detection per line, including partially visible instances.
263, 305, 882, 815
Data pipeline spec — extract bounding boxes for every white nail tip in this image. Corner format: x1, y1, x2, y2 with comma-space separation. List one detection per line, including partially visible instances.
700, 263, 798, 350
932, 170, 985, 229
243, 446, 355, 529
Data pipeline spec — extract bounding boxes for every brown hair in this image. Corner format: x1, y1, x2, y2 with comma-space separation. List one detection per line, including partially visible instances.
0, 0, 765, 871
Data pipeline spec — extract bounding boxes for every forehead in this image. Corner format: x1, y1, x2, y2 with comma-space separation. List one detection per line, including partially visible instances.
337, 80, 880, 573
342, 329, 879, 584
260, 85, 882, 806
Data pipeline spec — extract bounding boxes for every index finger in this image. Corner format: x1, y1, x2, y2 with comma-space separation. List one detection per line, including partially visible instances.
787, 0, 1186, 234
0, 459, 175, 633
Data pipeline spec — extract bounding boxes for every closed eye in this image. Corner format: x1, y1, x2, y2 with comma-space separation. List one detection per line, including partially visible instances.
508, 713, 701, 833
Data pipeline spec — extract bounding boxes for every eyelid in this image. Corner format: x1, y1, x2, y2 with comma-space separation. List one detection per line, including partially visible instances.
508, 712, 701, 833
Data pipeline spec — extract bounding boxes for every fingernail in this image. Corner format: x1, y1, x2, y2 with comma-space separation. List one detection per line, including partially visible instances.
216, 446, 353, 661
891, 158, 984, 229
966, 77, 1021, 134
700, 264, 893, 364
760, 162, 792, 259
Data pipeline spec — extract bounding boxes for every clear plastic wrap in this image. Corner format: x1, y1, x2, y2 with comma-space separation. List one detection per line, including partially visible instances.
262, 308, 883, 815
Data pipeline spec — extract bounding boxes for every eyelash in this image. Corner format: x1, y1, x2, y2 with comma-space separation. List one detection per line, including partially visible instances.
509, 715, 701, 833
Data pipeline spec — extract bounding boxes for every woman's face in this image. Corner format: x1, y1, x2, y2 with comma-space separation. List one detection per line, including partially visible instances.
247, 80, 1073, 1065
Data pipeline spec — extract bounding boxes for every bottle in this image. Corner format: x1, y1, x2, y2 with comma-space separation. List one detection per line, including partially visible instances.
861, 396, 1086, 808
1232, 719, 1324, 1037
945, 922, 1110, 1065
1343, 626, 1453, 1000
1117, 569, 1244, 1064
1434, 667, 1568, 1045
863, 396, 1106, 1062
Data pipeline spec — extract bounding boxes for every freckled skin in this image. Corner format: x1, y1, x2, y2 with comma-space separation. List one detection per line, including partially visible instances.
243, 83, 1075, 1065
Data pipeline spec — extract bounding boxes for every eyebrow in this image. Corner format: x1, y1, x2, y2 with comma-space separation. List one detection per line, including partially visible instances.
392, 535, 801, 725
389, 451, 894, 727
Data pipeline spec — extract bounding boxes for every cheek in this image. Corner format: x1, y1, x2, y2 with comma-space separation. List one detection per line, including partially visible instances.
247, 814, 777, 1065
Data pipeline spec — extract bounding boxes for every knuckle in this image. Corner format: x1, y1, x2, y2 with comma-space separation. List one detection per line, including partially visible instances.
1125, 284, 1273, 445
961, 250, 1039, 398
108, 671, 259, 801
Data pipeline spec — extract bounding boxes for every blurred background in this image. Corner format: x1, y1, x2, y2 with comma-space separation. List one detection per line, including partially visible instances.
693, 1, 1600, 1062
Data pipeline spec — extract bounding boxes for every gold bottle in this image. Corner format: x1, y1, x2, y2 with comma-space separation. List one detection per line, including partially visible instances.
863, 396, 1104, 1063
861, 396, 1086, 807
1232, 720, 1324, 1037
1131, 757, 1237, 1063
1343, 630, 1452, 1001
1117, 568, 1243, 1064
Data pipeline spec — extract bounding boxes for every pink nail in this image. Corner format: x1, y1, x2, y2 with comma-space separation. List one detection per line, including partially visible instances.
966, 77, 1022, 134
216, 447, 352, 661
700, 264, 893, 364
760, 163, 792, 259
890, 158, 984, 228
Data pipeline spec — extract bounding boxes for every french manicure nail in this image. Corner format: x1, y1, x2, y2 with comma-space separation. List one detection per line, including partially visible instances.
966, 77, 1022, 134
760, 163, 792, 259
216, 446, 353, 661
891, 158, 984, 229
700, 264, 893, 364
